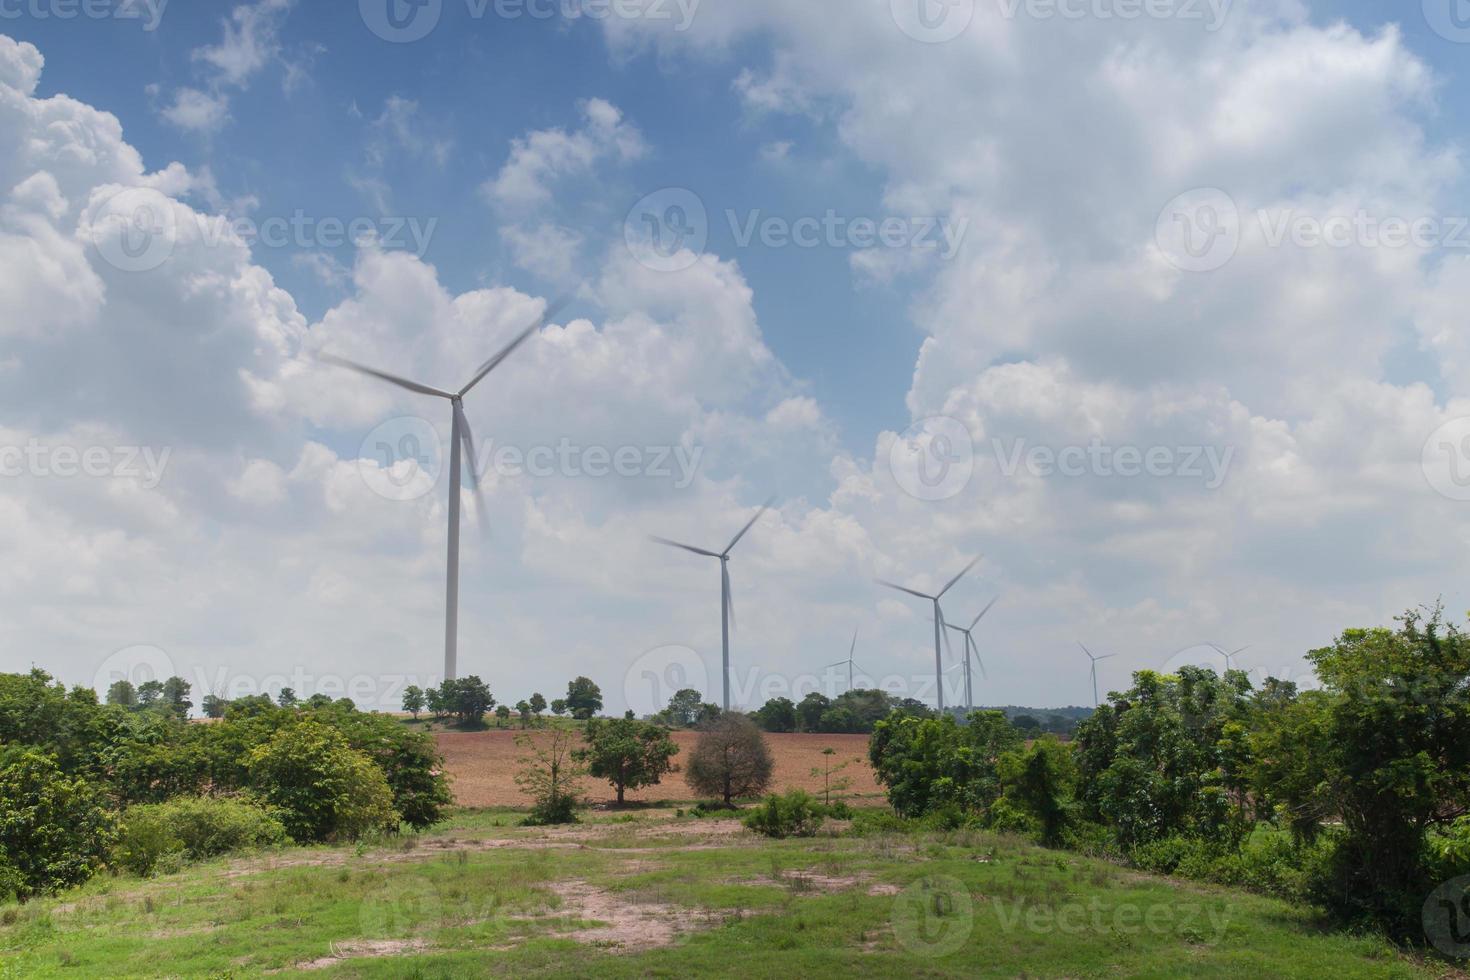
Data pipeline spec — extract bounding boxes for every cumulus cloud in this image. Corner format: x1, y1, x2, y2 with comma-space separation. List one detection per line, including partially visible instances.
483, 98, 646, 212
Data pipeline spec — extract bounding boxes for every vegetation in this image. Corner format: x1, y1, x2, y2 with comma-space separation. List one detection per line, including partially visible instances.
515, 729, 587, 825
245, 722, 398, 843
113, 797, 287, 876
564, 676, 604, 720
754, 689, 931, 735
685, 714, 775, 805
575, 717, 680, 804
742, 788, 826, 838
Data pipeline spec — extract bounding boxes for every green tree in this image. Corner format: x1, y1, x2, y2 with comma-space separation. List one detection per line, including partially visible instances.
752, 696, 797, 733
136, 679, 163, 708
515, 729, 586, 825
663, 688, 705, 727
576, 718, 680, 804
796, 692, 830, 732
161, 677, 192, 719
276, 687, 297, 709
529, 692, 547, 723
516, 700, 532, 729
565, 677, 603, 720
106, 679, 138, 707
496, 704, 512, 728
811, 747, 853, 806
998, 736, 1078, 846
685, 714, 774, 805
201, 693, 229, 719
550, 698, 568, 717
244, 722, 396, 843
0, 748, 116, 898
402, 685, 425, 720
868, 710, 1022, 818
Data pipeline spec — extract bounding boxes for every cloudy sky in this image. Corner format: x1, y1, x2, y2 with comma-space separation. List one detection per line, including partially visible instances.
2, 0, 1469, 715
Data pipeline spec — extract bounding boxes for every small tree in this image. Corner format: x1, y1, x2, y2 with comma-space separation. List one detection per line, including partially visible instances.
516, 700, 532, 729
515, 729, 586, 825
201, 693, 228, 719
664, 688, 704, 727
811, 747, 852, 806
685, 714, 774, 805
245, 722, 396, 843
550, 698, 568, 717
136, 680, 164, 708
277, 687, 298, 709
565, 677, 603, 720
796, 692, 829, 732
0, 748, 117, 898
161, 677, 192, 719
576, 718, 680, 804
529, 692, 547, 723
106, 680, 138, 708
495, 704, 512, 728
402, 685, 425, 720
997, 736, 1078, 846
753, 696, 797, 733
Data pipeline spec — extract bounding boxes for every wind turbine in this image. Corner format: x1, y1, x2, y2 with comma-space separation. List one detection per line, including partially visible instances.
944, 597, 998, 712
651, 498, 776, 711
825, 628, 865, 693
876, 556, 980, 713
319, 299, 566, 682
1208, 642, 1250, 672
1079, 643, 1116, 708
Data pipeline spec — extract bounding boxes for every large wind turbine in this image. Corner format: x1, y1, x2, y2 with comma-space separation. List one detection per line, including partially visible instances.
651, 498, 776, 711
1208, 642, 1250, 672
944, 597, 998, 712
319, 299, 565, 682
1079, 643, 1116, 707
826, 628, 864, 693
877, 557, 980, 713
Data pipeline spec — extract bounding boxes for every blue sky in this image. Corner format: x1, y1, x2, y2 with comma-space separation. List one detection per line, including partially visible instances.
3, 2, 1470, 712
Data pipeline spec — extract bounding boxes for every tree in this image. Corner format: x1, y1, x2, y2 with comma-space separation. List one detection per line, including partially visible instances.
685, 714, 774, 805
516, 700, 532, 729
245, 722, 396, 843
495, 704, 512, 728
663, 688, 705, 728
0, 748, 116, 898
811, 747, 852, 806
529, 692, 547, 723
868, 710, 1022, 818
425, 686, 445, 720
576, 718, 680, 804
1011, 714, 1041, 733
565, 677, 603, 720
439, 676, 494, 727
402, 685, 425, 720
201, 694, 229, 719
752, 696, 796, 732
550, 699, 568, 717
106, 680, 138, 708
998, 736, 1078, 846
796, 692, 830, 732
137, 680, 163, 708
277, 688, 298, 709
515, 729, 586, 825
161, 677, 192, 719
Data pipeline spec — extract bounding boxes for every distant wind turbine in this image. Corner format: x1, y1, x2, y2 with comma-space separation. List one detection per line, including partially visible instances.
651, 498, 776, 711
1208, 642, 1250, 672
826, 628, 865, 693
1079, 642, 1116, 708
319, 298, 567, 682
877, 556, 980, 713
944, 597, 998, 712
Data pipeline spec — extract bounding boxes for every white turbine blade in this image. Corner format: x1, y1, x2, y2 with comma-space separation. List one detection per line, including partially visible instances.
970, 638, 989, 681
939, 607, 956, 660
1097, 653, 1117, 661
937, 555, 981, 599
1079, 642, 1096, 662
725, 496, 776, 554
824, 659, 850, 669
876, 579, 934, 601
649, 536, 722, 559
459, 295, 571, 397
849, 628, 859, 660
453, 402, 487, 532
318, 352, 454, 400
970, 595, 999, 630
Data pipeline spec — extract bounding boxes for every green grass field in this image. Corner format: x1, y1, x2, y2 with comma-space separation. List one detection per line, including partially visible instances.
0, 806, 1452, 979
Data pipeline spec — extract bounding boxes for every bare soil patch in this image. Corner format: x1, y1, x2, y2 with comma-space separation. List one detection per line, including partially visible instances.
438, 730, 879, 807
293, 939, 427, 971
541, 879, 718, 952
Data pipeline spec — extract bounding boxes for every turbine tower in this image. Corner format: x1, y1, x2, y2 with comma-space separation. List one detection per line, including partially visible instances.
877, 556, 980, 713
944, 597, 998, 712
825, 628, 864, 693
319, 299, 565, 681
651, 498, 775, 711
1079, 642, 1116, 708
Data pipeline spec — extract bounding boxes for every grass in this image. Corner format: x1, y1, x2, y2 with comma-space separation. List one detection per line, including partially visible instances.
0, 805, 1451, 978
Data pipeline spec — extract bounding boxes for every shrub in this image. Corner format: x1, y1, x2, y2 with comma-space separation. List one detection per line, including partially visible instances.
744, 790, 824, 839
685, 715, 774, 805
115, 797, 288, 876
245, 722, 397, 843
996, 736, 1077, 846
0, 748, 116, 898
868, 710, 1021, 818
515, 729, 586, 826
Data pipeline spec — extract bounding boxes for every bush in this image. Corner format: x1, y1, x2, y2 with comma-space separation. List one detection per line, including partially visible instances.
744, 790, 825, 839
515, 729, 586, 826
245, 723, 397, 843
847, 809, 914, 836
115, 797, 288, 876
0, 748, 116, 899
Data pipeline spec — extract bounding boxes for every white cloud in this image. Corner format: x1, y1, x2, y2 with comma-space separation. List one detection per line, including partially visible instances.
157, 0, 298, 133
483, 98, 647, 212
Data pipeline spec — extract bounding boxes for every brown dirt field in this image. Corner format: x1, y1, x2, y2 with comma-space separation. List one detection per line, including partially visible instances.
436, 730, 882, 808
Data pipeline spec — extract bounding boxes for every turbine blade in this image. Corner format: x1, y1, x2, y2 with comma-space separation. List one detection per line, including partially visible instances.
725, 496, 776, 554
649, 536, 722, 559
970, 595, 999, 630
317, 352, 454, 400
824, 660, 849, 669
1078, 642, 1095, 662
453, 402, 487, 533
876, 579, 934, 601
723, 563, 736, 633
458, 295, 571, 397
937, 555, 981, 598
970, 638, 989, 681
940, 608, 955, 660
1098, 653, 1117, 661
849, 628, 859, 660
